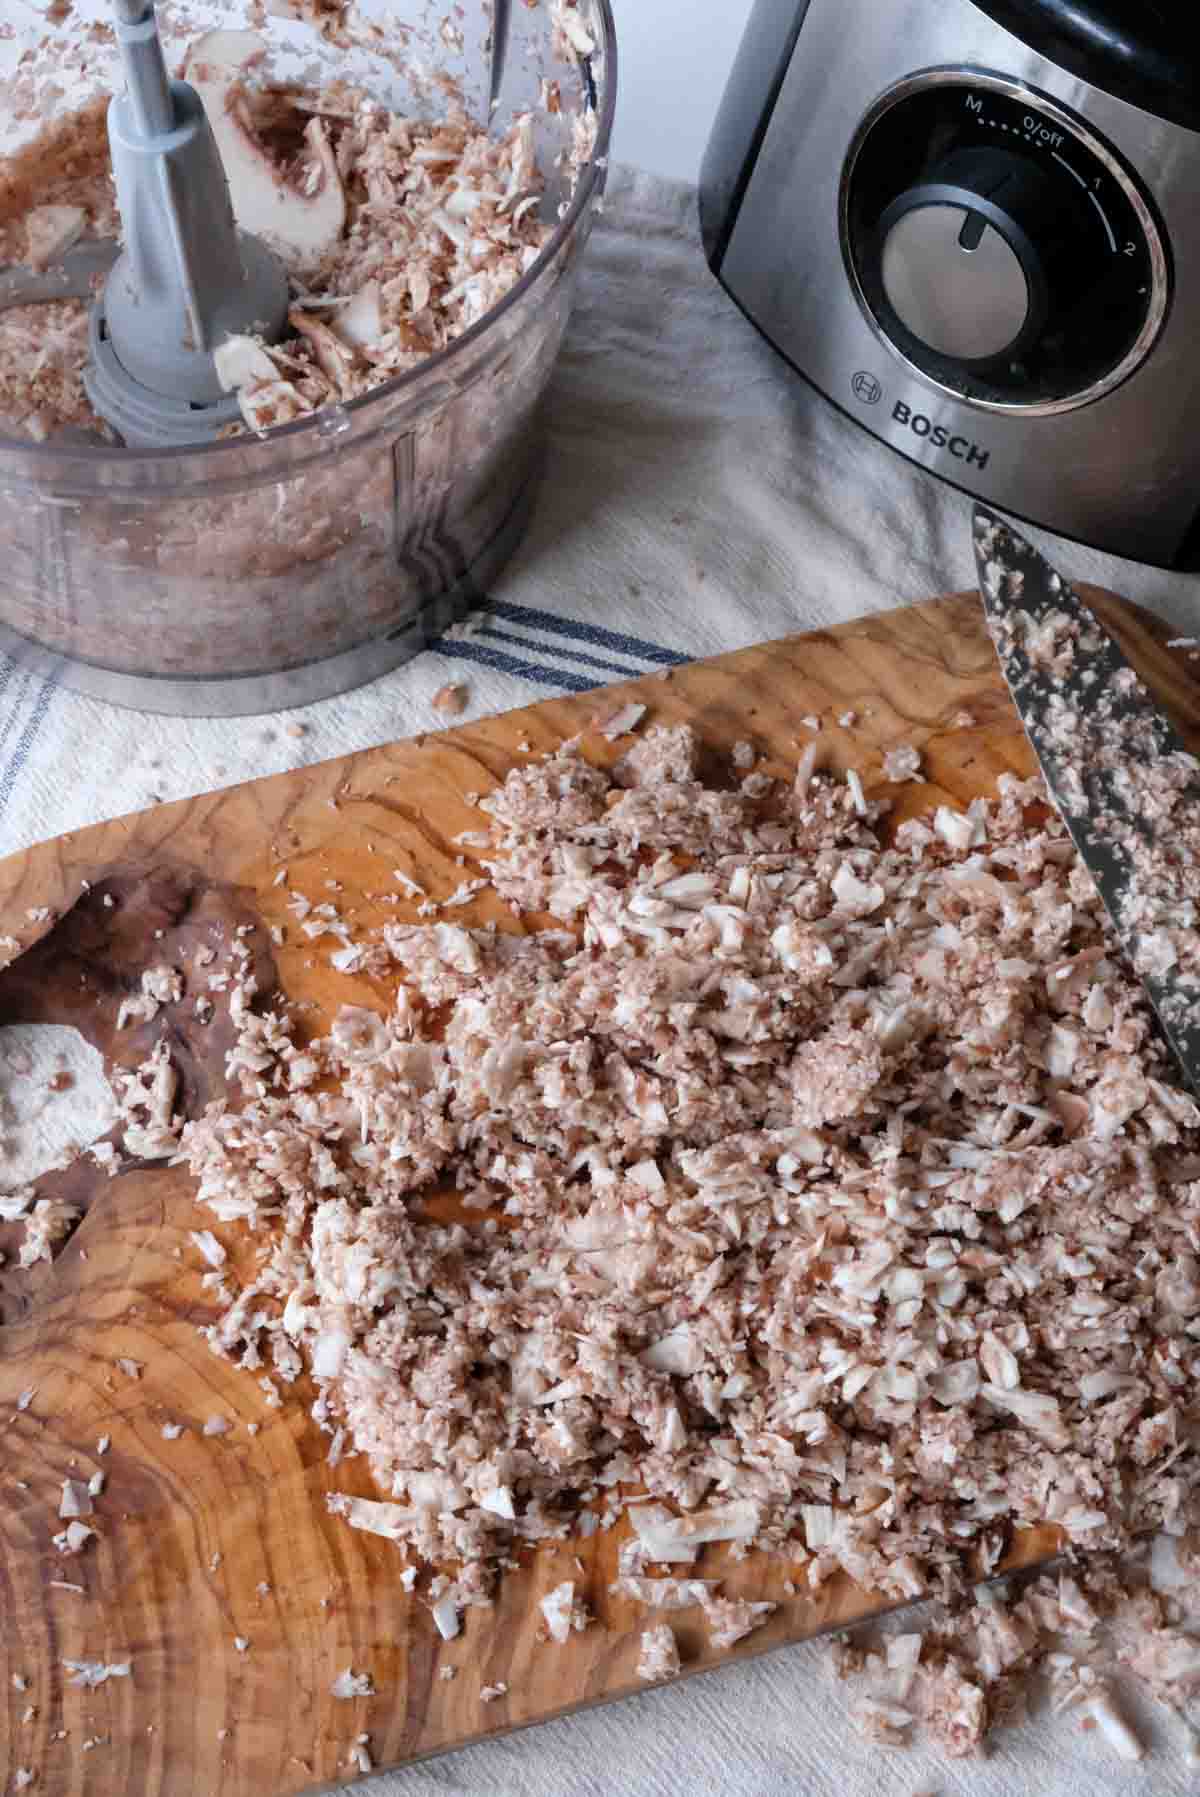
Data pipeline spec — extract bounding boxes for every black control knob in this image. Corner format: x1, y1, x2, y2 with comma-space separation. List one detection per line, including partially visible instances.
875, 148, 1078, 366
843, 82, 1167, 409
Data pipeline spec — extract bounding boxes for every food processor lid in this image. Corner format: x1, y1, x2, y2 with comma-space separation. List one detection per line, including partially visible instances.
969, 0, 1200, 133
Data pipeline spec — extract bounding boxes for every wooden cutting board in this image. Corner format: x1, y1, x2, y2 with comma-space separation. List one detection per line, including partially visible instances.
3, 587, 1199, 1796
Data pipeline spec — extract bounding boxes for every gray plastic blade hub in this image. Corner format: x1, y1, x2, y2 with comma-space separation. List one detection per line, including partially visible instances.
84, 0, 290, 446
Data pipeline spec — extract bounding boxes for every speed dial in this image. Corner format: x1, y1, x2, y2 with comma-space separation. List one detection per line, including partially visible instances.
842, 76, 1170, 410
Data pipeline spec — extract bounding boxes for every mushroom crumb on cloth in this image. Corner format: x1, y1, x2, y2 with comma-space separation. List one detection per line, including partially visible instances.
432, 682, 469, 719
834, 1547, 1200, 1761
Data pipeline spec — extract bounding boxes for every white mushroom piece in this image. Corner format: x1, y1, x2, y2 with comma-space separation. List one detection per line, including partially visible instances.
184, 31, 346, 267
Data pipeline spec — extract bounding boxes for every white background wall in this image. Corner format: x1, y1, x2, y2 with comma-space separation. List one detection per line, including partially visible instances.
606, 0, 756, 184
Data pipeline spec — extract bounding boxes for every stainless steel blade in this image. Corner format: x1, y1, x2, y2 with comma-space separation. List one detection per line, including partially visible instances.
0, 240, 119, 313
973, 506, 1200, 1094
487, 0, 512, 119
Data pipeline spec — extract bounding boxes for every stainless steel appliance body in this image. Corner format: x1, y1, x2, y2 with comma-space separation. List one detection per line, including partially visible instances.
701, 0, 1200, 565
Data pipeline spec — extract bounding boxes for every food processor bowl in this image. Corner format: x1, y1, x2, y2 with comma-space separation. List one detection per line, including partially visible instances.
0, 0, 615, 714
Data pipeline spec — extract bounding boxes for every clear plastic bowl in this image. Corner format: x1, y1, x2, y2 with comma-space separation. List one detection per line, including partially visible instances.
0, 0, 615, 714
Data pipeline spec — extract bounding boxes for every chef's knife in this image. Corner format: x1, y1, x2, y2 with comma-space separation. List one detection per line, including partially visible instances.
973, 506, 1200, 1095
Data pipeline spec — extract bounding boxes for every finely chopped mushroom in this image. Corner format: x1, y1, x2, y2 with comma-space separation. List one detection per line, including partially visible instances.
0, 21, 593, 444
177, 721, 1200, 1633
11, 710, 1200, 1764
834, 1549, 1200, 1760
636, 1623, 681, 1684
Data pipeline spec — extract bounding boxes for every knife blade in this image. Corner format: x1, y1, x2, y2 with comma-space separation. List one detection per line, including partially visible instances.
487, 0, 512, 119
972, 506, 1200, 1095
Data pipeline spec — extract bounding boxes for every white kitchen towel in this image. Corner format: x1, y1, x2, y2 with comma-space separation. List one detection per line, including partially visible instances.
6, 165, 1200, 1795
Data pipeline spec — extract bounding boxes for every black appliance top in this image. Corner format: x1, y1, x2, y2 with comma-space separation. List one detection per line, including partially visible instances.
970, 0, 1199, 133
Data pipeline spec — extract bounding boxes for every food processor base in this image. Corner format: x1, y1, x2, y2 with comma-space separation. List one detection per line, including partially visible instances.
0, 470, 539, 718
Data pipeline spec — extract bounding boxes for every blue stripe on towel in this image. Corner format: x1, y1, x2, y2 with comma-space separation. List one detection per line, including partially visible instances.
0, 675, 57, 825
0, 667, 33, 774
437, 639, 598, 694
478, 599, 690, 667
477, 625, 651, 682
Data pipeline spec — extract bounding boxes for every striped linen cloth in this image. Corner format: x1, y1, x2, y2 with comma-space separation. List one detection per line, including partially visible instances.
6, 165, 1200, 1797
438, 597, 691, 691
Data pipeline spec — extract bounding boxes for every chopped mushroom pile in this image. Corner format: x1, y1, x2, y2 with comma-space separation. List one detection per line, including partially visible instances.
0, 0, 601, 442
178, 722, 1200, 1631
205, 52, 563, 435
9, 711, 1200, 1766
